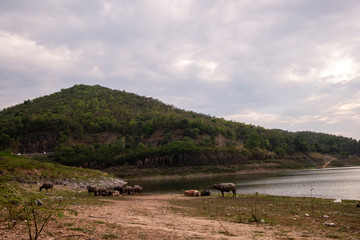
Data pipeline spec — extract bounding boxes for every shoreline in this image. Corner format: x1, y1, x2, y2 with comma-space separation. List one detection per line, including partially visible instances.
124, 167, 294, 180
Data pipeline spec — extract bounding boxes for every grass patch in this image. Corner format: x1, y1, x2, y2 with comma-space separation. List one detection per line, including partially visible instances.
169, 194, 360, 239
69, 227, 89, 232
63, 222, 75, 227
0, 151, 107, 183
101, 234, 118, 239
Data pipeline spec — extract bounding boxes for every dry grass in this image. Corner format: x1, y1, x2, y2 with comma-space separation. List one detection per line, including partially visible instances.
170, 193, 360, 239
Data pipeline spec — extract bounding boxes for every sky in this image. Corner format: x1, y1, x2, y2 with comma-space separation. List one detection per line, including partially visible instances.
1, 0, 360, 140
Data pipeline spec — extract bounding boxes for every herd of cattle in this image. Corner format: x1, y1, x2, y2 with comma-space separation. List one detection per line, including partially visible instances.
39, 182, 237, 198
87, 184, 143, 196
184, 183, 237, 197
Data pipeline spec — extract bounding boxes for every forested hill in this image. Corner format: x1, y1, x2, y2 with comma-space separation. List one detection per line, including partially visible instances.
1, 84, 359, 170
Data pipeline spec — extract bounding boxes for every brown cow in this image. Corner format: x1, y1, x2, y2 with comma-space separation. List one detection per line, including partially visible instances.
184, 190, 200, 197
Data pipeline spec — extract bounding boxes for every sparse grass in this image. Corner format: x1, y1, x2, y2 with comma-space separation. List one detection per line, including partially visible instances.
169, 194, 360, 239
69, 227, 89, 232
101, 233, 118, 239
95, 220, 105, 224
0, 151, 107, 183
63, 222, 75, 227
218, 231, 237, 236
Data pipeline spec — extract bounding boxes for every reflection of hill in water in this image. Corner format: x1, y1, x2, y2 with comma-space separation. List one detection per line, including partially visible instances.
129, 167, 360, 200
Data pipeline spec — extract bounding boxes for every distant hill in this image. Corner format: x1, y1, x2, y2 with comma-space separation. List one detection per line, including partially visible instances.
1, 84, 359, 170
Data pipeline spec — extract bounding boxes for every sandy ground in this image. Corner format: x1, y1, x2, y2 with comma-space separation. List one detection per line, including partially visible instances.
1, 194, 323, 240
76, 194, 280, 240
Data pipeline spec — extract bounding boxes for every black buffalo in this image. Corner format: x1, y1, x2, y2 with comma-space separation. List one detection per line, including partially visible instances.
200, 189, 211, 196
39, 183, 53, 191
212, 183, 236, 197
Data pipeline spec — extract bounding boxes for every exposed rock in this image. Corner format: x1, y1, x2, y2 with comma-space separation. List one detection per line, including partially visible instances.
34, 199, 43, 206
324, 222, 335, 227
13, 175, 126, 191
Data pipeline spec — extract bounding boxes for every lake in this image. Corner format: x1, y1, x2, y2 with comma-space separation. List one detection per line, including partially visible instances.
126, 167, 360, 200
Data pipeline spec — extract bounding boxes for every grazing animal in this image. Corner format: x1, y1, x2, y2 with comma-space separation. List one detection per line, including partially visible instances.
193, 190, 200, 197
184, 190, 200, 197
94, 188, 108, 196
112, 190, 120, 196
39, 183, 53, 191
124, 186, 134, 195
212, 183, 236, 197
201, 189, 211, 196
113, 186, 123, 195
184, 190, 195, 196
133, 185, 143, 195
87, 185, 97, 194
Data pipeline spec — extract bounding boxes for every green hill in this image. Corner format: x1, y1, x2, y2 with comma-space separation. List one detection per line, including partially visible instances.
1, 84, 359, 172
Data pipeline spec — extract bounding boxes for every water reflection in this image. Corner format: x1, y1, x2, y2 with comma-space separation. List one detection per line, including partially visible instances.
125, 167, 360, 200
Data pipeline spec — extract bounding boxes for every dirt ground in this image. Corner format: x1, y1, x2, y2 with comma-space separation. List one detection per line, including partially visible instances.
1, 194, 323, 240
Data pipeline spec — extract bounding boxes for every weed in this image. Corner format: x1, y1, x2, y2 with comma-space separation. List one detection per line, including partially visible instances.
63, 222, 75, 227
101, 233, 118, 239
70, 227, 88, 232
325, 233, 341, 239
1, 184, 53, 240
218, 231, 237, 236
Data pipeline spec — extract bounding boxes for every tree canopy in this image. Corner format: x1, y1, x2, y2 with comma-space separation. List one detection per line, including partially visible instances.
0, 84, 359, 169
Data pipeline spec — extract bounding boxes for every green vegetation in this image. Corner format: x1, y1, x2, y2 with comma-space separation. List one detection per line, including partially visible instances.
0, 184, 52, 240
0, 181, 110, 240
1, 84, 359, 172
170, 194, 360, 239
0, 151, 107, 183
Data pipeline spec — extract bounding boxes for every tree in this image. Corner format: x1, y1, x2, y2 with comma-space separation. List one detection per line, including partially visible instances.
245, 132, 261, 149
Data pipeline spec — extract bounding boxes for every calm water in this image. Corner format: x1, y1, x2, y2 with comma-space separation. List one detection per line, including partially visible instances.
126, 167, 360, 200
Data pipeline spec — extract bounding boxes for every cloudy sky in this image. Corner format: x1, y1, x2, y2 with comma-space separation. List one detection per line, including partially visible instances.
1, 0, 360, 140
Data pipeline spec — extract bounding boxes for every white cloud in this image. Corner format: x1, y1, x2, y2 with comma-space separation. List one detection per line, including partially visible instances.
320, 57, 358, 83
1, 0, 360, 139
0, 31, 77, 72
172, 57, 227, 82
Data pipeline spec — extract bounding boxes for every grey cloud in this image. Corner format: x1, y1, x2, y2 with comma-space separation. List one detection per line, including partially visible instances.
1, 0, 360, 139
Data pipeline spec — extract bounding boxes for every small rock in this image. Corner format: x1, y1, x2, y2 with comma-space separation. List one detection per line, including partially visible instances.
304, 213, 310, 217
34, 199, 43, 206
260, 219, 266, 223
324, 222, 335, 226
323, 215, 330, 218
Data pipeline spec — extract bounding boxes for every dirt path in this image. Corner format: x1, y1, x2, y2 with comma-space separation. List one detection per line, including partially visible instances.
70, 194, 301, 240
0, 194, 315, 239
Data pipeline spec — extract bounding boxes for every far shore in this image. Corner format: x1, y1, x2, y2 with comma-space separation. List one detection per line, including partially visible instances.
124, 167, 296, 180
